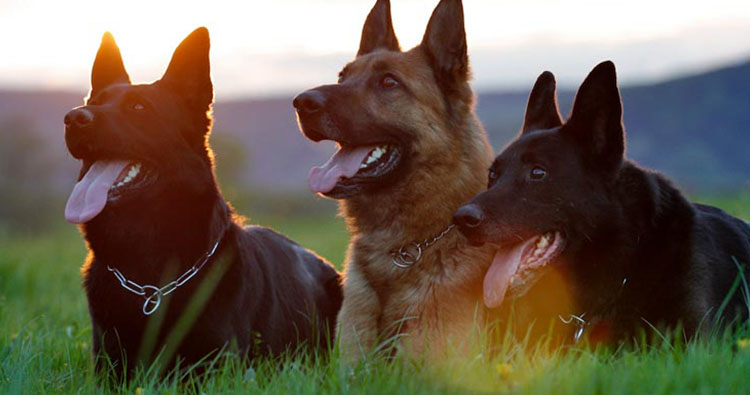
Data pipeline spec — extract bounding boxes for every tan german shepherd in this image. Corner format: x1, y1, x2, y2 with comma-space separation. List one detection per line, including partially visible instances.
294, 0, 493, 361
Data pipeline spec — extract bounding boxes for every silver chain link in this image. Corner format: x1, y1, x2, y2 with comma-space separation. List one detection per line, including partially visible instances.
391, 224, 455, 269
106, 237, 222, 316
559, 313, 587, 344
558, 277, 628, 343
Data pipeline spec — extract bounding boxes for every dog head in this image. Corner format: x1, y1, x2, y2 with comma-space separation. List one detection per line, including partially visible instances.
63, 28, 215, 224
453, 61, 626, 308
294, 0, 485, 202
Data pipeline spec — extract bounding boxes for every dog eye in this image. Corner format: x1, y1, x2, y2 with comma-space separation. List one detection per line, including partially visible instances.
487, 169, 499, 186
380, 74, 399, 89
530, 166, 547, 181
131, 102, 145, 111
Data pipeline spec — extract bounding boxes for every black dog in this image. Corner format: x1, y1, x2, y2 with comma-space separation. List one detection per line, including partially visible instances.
453, 61, 750, 344
63, 28, 341, 378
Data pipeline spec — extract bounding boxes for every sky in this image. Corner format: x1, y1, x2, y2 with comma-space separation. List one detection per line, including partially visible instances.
1, 0, 749, 98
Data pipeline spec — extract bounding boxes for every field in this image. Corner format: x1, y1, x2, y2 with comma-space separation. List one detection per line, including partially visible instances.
1, 195, 749, 394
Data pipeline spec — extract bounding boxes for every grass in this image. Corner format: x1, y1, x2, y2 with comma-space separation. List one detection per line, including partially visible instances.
1, 194, 749, 394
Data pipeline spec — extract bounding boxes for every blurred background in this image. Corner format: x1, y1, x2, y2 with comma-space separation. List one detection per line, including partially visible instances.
1, 0, 749, 253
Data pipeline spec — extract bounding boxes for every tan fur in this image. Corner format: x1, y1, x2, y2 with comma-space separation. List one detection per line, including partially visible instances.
334, 46, 495, 362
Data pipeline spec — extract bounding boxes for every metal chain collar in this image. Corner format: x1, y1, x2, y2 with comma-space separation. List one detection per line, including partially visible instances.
559, 313, 588, 343
106, 237, 223, 316
390, 224, 456, 269
558, 278, 628, 343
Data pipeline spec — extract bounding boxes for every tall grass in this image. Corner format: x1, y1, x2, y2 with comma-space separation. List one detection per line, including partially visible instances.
1, 195, 749, 393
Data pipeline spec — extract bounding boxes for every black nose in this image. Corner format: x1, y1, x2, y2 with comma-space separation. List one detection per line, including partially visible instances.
453, 204, 484, 229
64, 108, 94, 128
293, 90, 326, 114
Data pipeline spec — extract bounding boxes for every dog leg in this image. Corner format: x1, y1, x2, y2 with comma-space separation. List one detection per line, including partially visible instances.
336, 264, 381, 365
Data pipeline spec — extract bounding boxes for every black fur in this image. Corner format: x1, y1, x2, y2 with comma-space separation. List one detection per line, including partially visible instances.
64, 28, 342, 379
455, 61, 750, 344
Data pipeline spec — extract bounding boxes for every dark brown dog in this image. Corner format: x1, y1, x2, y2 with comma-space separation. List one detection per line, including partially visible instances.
294, 0, 494, 361
64, 28, 342, 380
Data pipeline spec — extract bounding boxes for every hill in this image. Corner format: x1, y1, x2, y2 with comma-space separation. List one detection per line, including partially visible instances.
477, 60, 750, 190
221, 59, 750, 191
1, 59, 748, 209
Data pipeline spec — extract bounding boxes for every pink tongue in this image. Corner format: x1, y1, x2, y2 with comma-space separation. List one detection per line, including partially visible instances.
65, 160, 130, 224
308, 146, 376, 194
483, 237, 538, 308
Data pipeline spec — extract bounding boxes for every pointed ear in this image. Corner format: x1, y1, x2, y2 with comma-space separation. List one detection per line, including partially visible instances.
161, 27, 213, 111
89, 32, 130, 100
420, 0, 469, 91
521, 71, 563, 134
564, 61, 625, 169
357, 0, 400, 56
